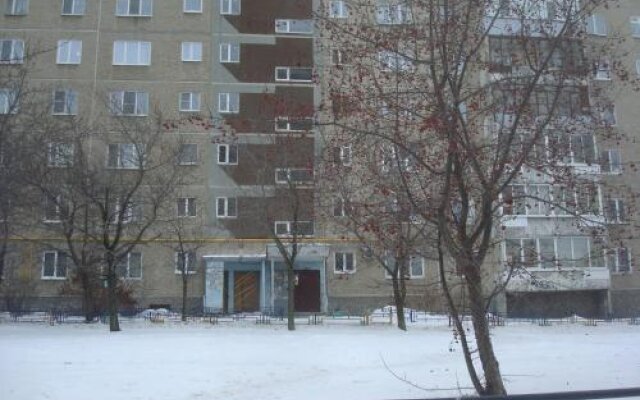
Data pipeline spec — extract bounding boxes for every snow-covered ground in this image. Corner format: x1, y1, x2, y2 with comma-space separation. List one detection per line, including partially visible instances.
0, 321, 639, 400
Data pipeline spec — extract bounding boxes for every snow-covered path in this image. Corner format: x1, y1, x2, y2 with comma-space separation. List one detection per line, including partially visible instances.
1, 322, 638, 400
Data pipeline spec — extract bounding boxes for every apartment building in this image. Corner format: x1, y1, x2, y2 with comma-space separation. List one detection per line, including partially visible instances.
2, 0, 638, 318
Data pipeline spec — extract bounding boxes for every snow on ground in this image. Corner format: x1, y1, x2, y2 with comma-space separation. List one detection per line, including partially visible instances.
0, 321, 639, 400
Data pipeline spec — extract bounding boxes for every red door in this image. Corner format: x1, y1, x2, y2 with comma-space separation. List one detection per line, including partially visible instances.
294, 270, 320, 312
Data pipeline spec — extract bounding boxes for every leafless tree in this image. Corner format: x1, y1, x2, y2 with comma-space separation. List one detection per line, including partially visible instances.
318, 0, 632, 394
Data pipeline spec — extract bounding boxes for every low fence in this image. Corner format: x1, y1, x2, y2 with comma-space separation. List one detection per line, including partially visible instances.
400, 387, 640, 400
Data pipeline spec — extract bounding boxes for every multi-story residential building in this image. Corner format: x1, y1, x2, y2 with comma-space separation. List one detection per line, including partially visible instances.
1, 0, 638, 318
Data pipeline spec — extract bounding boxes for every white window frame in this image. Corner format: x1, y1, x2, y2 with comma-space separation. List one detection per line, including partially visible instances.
109, 91, 149, 116
177, 143, 198, 165
0, 89, 17, 114
635, 58, 640, 75
117, 252, 143, 279
216, 197, 237, 218
0, 39, 24, 64
218, 92, 239, 113
275, 67, 313, 82
274, 221, 314, 237
340, 144, 352, 166
5, 0, 28, 15
61, 0, 86, 15
331, 48, 348, 66
220, 0, 240, 15
275, 19, 313, 34
275, 168, 313, 185
183, 0, 202, 13
181, 41, 202, 62
179, 92, 201, 112
219, 43, 240, 63
504, 237, 594, 269
47, 142, 74, 167
333, 196, 348, 217
600, 104, 617, 126
376, 3, 412, 25
177, 197, 197, 217
600, 149, 622, 174
586, 14, 608, 36
274, 117, 312, 132
107, 143, 146, 169
409, 256, 425, 278
116, 0, 152, 17
52, 89, 78, 115
56, 39, 82, 64
606, 198, 626, 224
594, 57, 611, 80
607, 247, 632, 273
630, 17, 640, 38
113, 41, 151, 66
43, 194, 64, 223
329, 0, 349, 18
334, 252, 356, 273
109, 198, 141, 224
217, 144, 238, 165
378, 50, 413, 72
42, 251, 68, 280
175, 251, 197, 274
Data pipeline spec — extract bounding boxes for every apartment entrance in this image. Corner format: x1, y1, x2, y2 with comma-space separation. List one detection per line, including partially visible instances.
294, 270, 320, 312
233, 271, 260, 312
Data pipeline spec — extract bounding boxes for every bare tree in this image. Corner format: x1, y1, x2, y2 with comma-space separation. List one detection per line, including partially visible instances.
318, 0, 631, 394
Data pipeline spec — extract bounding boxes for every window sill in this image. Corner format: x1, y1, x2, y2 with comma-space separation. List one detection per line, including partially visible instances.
174, 271, 197, 275
115, 14, 153, 18
41, 276, 67, 281
334, 270, 356, 275
43, 220, 62, 224
56, 62, 81, 65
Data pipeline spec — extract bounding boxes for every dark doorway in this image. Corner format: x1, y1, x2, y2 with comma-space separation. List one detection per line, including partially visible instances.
294, 270, 320, 312
234, 271, 260, 312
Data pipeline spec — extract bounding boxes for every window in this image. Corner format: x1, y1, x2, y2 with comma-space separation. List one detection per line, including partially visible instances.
275, 117, 313, 132
505, 237, 594, 269
218, 93, 239, 113
109, 198, 142, 224
47, 142, 74, 167
177, 143, 198, 165
109, 91, 149, 116
631, 17, 640, 38
339, 145, 352, 166
216, 197, 237, 218
117, 252, 142, 279
56, 40, 82, 64
5, 0, 28, 15
219, 43, 240, 63
0, 89, 18, 114
378, 51, 413, 72
116, 0, 152, 16
177, 197, 196, 217
42, 251, 68, 279
62, 0, 86, 15
376, 2, 412, 25
179, 92, 200, 112
0, 39, 24, 64
636, 58, 640, 75
275, 67, 313, 82
600, 104, 617, 126
181, 42, 202, 62
275, 168, 313, 184
275, 19, 313, 34
274, 221, 314, 237
329, 0, 348, 18
335, 252, 355, 273
183, 0, 202, 13
107, 143, 145, 169
217, 144, 238, 164
607, 248, 631, 273
409, 256, 424, 278
44, 194, 64, 222
113, 41, 151, 66
600, 149, 622, 173
586, 14, 607, 36
220, 0, 240, 15
605, 197, 626, 223
331, 49, 348, 66
52, 89, 78, 115
333, 197, 349, 217
593, 57, 611, 80
175, 251, 197, 274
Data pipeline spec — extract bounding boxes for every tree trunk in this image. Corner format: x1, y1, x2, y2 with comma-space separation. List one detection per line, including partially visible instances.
465, 264, 506, 395
391, 275, 407, 331
287, 263, 295, 331
106, 264, 120, 332
181, 273, 188, 322
80, 270, 95, 323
